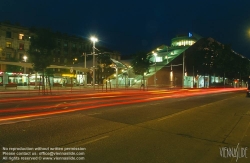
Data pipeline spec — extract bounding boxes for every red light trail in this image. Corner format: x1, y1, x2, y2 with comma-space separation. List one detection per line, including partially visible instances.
0, 88, 245, 123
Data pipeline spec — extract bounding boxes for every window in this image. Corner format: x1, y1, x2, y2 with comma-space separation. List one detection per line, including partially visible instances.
6, 31, 11, 38
19, 34, 24, 40
19, 43, 24, 50
19, 53, 23, 60
156, 56, 163, 62
6, 42, 12, 48
57, 40, 61, 46
64, 42, 68, 47
58, 68, 60, 72
72, 43, 76, 48
53, 58, 55, 62
6, 53, 11, 59
58, 58, 60, 63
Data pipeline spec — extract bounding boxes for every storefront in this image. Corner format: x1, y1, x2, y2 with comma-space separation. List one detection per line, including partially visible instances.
6, 72, 28, 86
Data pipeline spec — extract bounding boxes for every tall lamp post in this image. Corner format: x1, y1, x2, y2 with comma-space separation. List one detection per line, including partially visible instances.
153, 52, 157, 86
83, 53, 87, 88
23, 55, 28, 86
90, 36, 98, 90
23, 55, 27, 74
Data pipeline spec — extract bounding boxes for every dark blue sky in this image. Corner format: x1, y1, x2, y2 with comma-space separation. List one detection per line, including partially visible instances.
1, 0, 250, 58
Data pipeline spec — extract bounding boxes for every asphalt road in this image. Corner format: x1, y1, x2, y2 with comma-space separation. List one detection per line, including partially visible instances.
0, 89, 249, 163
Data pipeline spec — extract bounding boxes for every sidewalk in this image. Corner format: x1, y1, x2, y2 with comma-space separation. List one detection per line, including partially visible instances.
0, 85, 140, 95
0, 85, 98, 94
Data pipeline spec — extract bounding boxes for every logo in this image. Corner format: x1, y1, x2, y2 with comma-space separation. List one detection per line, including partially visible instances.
220, 143, 248, 162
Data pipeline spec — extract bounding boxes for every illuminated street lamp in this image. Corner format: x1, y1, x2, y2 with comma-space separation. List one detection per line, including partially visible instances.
90, 36, 98, 89
23, 55, 27, 62
153, 52, 157, 86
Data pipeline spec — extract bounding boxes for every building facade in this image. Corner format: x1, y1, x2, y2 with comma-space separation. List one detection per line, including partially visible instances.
132, 33, 249, 88
0, 23, 32, 85
0, 22, 121, 87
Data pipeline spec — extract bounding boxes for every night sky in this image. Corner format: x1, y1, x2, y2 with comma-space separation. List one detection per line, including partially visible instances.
1, 0, 250, 58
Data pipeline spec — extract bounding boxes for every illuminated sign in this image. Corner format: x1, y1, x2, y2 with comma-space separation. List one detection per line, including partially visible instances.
189, 32, 192, 37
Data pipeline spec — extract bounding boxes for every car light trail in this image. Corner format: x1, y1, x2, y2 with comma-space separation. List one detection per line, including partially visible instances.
0, 88, 245, 123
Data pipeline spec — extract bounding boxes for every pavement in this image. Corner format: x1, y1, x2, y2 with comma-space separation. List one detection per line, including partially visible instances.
0, 85, 246, 95
0, 85, 140, 95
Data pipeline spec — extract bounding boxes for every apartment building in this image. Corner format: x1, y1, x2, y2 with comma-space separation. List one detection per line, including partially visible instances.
0, 22, 121, 86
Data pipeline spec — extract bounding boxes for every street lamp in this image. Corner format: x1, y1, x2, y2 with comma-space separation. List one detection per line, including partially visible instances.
23, 55, 27, 74
153, 52, 157, 86
90, 36, 98, 89
23, 55, 28, 86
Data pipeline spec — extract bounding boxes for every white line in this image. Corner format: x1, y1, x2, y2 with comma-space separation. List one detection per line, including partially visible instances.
76, 136, 109, 146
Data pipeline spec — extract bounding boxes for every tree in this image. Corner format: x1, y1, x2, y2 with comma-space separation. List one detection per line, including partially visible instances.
131, 51, 151, 89
96, 53, 115, 84
29, 28, 56, 93
29, 28, 56, 72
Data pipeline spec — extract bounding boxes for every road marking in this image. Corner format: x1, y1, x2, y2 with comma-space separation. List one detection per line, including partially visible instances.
88, 112, 102, 115
76, 136, 109, 146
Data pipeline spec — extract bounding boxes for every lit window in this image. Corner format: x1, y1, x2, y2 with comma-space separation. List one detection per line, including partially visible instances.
6, 42, 12, 47
19, 34, 24, 40
156, 56, 163, 62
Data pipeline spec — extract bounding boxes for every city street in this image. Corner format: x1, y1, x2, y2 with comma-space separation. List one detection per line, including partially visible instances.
0, 88, 249, 163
